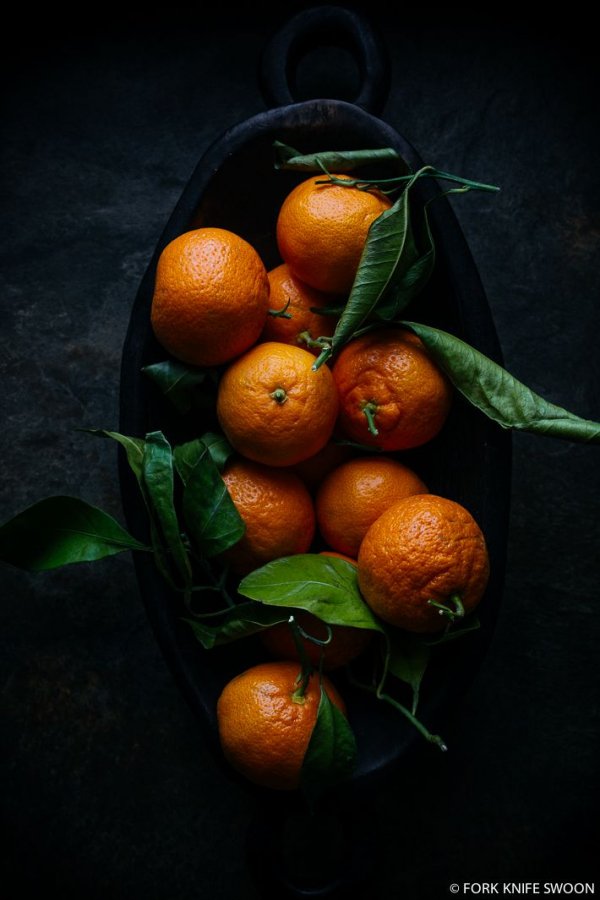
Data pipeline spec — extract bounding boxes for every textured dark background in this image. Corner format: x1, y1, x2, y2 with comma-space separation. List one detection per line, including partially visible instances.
1, 7, 599, 899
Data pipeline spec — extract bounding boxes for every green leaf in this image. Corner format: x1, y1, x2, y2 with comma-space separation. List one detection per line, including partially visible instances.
142, 360, 206, 414
174, 434, 234, 484
375, 201, 435, 321
402, 322, 600, 443
185, 603, 289, 649
239, 554, 382, 631
301, 685, 357, 803
85, 429, 145, 480
0, 496, 148, 571
142, 432, 192, 585
182, 445, 245, 558
273, 141, 400, 173
385, 629, 431, 715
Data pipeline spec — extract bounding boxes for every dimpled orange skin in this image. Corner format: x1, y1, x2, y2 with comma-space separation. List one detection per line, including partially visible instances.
358, 494, 490, 633
260, 264, 337, 353
333, 328, 453, 451
217, 342, 339, 467
151, 227, 269, 367
316, 456, 428, 557
259, 554, 372, 670
276, 175, 392, 295
221, 459, 315, 575
217, 661, 346, 790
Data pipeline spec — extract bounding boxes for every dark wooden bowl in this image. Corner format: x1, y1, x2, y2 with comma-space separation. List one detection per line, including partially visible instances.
119, 8, 511, 895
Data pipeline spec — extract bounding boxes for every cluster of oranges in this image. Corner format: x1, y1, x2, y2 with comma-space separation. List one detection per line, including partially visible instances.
150, 173, 490, 790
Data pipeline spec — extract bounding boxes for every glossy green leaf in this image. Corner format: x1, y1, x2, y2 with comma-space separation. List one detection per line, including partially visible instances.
185, 603, 289, 649
182, 445, 244, 557
142, 360, 206, 414
174, 434, 234, 485
402, 322, 600, 443
239, 554, 382, 631
301, 685, 357, 803
0, 496, 148, 571
273, 141, 400, 172
375, 202, 435, 321
385, 629, 431, 715
142, 431, 192, 584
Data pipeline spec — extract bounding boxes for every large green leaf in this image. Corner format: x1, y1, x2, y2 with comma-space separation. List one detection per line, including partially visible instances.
142, 432, 192, 584
185, 603, 289, 649
85, 429, 146, 480
402, 322, 600, 443
174, 433, 234, 484
301, 685, 357, 803
239, 554, 382, 631
182, 445, 244, 558
375, 202, 435, 322
0, 496, 148, 571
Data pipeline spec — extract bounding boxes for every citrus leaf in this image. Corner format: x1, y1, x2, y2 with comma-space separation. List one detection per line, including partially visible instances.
273, 141, 400, 173
402, 322, 600, 443
142, 431, 192, 585
375, 201, 435, 322
238, 554, 382, 631
385, 628, 431, 715
0, 497, 148, 571
301, 685, 357, 804
425, 614, 481, 645
182, 445, 244, 558
142, 360, 206, 414
85, 429, 145, 480
185, 603, 289, 649
174, 433, 234, 484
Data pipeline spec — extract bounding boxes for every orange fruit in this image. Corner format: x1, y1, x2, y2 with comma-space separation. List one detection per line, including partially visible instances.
292, 441, 352, 492
357, 494, 489, 633
217, 342, 339, 467
333, 327, 452, 450
221, 459, 315, 574
260, 553, 372, 670
316, 456, 428, 557
217, 661, 346, 790
276, 174, 391, 294
151, 227, 269, 367
260, 264, 337, 353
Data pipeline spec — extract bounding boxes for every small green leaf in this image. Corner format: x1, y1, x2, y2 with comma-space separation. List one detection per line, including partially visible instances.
142, 360, 206, 414
273, 141, 400, 173
0, 496, 148, 571
385, 629, 431, 715
182, 445, 245, 557
301, 685, 357, 803
239, 554, 382, 631
142, 432, 192, 585
402, 322, 600, 443
425, 614, 481, 645
85, 429, 146, 480
185, 603, 289, 649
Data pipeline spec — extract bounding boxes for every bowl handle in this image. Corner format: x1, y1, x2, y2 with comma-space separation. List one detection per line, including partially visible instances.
259, 6, 390, 115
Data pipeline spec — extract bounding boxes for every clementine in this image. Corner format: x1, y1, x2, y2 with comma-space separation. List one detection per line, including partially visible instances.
217, 342, 339, 467
333, 328, 452, 450
217, 661, 346, 790
276, 174, 391, 294
151, 227, 269, 367
261, 263, 337, 353
358, 494, 489, 632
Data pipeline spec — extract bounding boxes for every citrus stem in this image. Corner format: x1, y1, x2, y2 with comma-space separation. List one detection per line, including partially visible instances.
270, 387, 288, 405
427, 594, 465, 623
316, 167, 499, 194
362, 402, 379, 437
312, 346, 333, 371
288, 616, 313, 702
268, 298, 292, 319
298, 330, 332, 352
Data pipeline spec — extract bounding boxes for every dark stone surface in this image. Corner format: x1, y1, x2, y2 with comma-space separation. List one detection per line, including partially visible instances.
1, 11, 598, 899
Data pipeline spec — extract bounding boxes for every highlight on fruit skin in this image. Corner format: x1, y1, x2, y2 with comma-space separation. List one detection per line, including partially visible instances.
150, 226, 269, 368
216, 661, 346, 791
358, 494, 489, 632
216, 341, 339, 467
332, 327, 453, 451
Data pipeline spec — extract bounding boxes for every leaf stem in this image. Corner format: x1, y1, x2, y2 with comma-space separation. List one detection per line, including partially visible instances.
289, 616, 314, 702
268, 298, 292, 319
316, 167, 499, 194
427, 594, 465, 623
362, 402, 379, 436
